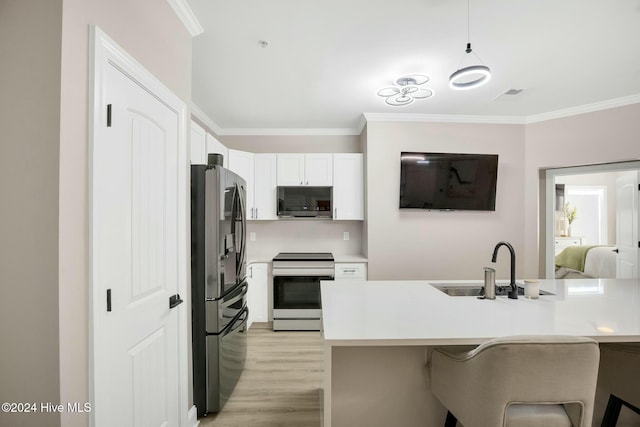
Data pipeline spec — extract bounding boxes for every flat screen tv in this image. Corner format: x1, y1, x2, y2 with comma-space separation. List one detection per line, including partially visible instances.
399, 152, 498, 211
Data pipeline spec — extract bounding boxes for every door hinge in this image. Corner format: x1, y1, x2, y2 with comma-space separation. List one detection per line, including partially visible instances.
106, 104, 112, 127
106, 289, 112, 312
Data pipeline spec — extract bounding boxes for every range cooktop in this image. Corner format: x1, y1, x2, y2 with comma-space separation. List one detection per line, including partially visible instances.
273, 252, 334, 262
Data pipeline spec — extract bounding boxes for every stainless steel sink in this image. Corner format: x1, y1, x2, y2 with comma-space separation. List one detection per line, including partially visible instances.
431, 284, 553, 297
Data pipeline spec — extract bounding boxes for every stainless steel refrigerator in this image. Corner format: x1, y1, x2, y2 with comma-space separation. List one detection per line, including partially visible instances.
191, 155, 248, 416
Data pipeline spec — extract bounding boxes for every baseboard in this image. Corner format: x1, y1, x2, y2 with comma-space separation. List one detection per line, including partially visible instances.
188, 405, 200, 427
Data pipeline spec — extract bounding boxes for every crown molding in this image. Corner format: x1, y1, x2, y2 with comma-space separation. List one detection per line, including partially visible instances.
167, 0, 204, 36
191, 95, 640, 136
525, 94, 640, 124
190, 103, 223, 135
221, 128, 361, 136
362, 113, 526, 125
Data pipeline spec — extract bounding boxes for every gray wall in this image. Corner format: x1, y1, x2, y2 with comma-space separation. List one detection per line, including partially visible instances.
364, 121, 526, 281
524, 103, 640, 277
0, 1, 62, 426
220, 134, 361, 153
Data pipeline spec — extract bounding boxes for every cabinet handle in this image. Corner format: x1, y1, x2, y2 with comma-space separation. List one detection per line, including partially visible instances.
249, 266, 253, 278
255, 208, 258, 219
334, 208, 337, 219
300, 180, 303, 185
342, 269, 357, 273
250, 207, 254, 219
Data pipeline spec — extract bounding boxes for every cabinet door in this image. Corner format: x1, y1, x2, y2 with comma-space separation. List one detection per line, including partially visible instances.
228, 149, 255, 219
247, 263, 269, 326
305, 153, 333, 186
190, 121, 207, 165
206, 133, 228, 168
277, 153, 305, 185
253, 154, 277, 220
333, 153, 363, 220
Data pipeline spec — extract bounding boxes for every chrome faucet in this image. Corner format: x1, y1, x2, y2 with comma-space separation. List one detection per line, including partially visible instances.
491, 241, 518, 299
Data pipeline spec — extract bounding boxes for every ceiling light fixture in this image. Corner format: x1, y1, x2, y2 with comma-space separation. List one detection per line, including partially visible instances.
377, 74, 434, 106
449, 0, 491, 90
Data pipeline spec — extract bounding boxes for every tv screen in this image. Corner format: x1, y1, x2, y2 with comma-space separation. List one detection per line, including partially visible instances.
399, 152, 498, 211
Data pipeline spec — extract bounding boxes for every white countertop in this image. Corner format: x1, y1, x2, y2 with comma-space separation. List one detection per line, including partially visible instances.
320, 279, 640, 346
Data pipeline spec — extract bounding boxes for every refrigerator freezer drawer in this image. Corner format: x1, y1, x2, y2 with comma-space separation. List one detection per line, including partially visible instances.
205, 308, 248, 413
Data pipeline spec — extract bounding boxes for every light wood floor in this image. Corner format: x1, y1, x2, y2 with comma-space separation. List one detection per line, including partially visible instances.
199, 323, 324, 427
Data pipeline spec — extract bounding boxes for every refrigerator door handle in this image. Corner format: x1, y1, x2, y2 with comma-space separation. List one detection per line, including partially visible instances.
221, 307, 249, 338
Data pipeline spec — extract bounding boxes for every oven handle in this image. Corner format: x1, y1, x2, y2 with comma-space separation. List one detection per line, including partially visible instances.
272, 268, 335, 277
221, 306, 248, 338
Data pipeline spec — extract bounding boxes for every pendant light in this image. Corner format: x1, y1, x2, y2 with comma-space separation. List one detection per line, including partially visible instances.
449, 0, 491, 90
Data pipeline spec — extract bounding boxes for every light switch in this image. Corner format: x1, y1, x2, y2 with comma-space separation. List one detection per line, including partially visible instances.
343, 232, 349, 241
249, 232, 256, 241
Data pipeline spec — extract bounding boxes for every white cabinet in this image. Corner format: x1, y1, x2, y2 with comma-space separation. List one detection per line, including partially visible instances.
253, 154, 277, 220
247, 263, 269, 327
555, 237, 583, 255
333, 154, 364, 220
228, 150, 277, 220
277, 153, 333, 186
335, 263, 367, 280
190, 121, 207, 165
206, 133, 228, 168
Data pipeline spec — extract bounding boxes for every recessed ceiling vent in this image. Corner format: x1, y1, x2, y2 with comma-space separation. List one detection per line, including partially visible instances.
494, 88, 524, 101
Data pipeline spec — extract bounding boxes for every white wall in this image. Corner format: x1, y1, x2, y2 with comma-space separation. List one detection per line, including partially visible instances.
247, 221, 363, 261
524, 103, 640, 277
556, 172, 622, 245
0, 2, 62, 426
364, 121, 526, 281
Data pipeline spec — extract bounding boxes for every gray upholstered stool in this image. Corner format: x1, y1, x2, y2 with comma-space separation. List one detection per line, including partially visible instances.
429, 335, 600, 427
595, 343, 640, 427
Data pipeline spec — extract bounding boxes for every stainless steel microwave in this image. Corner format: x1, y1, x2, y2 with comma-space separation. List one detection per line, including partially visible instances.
277, 186, 332, 218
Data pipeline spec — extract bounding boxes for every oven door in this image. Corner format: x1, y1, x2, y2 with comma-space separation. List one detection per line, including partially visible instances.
273, 275, 333, 310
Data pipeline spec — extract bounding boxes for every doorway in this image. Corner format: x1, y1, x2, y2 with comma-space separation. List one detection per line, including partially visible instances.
90, 27, 190, 426
544, 161, 640, 279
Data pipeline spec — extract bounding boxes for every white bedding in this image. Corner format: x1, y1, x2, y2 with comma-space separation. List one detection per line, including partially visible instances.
555, 246, 617, 279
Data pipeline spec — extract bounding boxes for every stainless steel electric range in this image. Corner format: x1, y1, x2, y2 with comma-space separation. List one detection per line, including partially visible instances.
272, 252, 335, 331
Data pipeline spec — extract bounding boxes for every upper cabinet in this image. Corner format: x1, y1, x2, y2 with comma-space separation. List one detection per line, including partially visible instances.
206, 133, 228, 168
190, 121, 207, 165
228, 150, 277, 220
252, 154, 277, 220
277, 153, 333, 186
333, 154, 364, 220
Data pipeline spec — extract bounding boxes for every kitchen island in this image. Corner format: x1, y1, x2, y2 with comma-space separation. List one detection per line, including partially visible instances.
320, 279, 640, 427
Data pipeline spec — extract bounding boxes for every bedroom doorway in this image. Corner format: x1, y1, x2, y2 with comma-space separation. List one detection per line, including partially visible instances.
544, 161, 640, 279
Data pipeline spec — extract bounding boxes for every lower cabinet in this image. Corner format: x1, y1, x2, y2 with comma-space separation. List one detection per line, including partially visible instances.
247, 263, 269, 327
335, 263, 367, 280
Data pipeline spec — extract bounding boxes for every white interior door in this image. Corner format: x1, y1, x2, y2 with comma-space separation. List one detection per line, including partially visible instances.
616, 171, 639, 278
92, 59, 181, 426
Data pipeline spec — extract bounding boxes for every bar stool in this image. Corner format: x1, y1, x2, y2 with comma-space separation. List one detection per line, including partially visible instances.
429, 335, 600, 427
596, 343, 640, 427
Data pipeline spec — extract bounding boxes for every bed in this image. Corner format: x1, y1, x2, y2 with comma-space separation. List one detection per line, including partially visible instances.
555, 245, 618, 279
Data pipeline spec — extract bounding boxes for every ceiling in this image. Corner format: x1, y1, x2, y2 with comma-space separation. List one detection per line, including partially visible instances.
187, 0, 640, 133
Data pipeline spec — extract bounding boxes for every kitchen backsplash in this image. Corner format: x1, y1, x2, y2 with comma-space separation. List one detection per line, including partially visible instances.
246, 220, 363, 260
